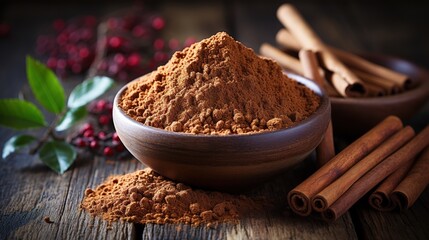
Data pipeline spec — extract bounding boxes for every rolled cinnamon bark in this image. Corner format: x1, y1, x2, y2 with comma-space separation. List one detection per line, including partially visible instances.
276, 28, 410, 90
391, 145, 429, 210
259, 43, 303, 74
323, 124, 429, 221
260, 43, 340, 97
312, 126, 415, 212
368, 159, 414, 211
287, 115, 402, 216
363, 81, 387, 97
299, 49, 336, 166
276, 6, 366, 97
276, 29, 301, 50
353, 69, 402, 95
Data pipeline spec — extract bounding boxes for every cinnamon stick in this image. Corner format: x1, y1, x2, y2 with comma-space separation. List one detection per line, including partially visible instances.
299, 49, 336, 166
276, 5, 366, 97
364, 81, 387, 97
287, 115, 402, 216
391, 145, 429, 210
353, 69, 401, 95
368, 159, 414, 211
276, 29, 301, 51
276, 28, 410, 90
322, 124, 429, 221
259, 43, 304, 75
260, 43, 340, 97
312, 126, 415, 212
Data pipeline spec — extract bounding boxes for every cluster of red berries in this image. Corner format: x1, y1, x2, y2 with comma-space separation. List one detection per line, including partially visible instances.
94, 11, 196, 82
36, 16, 97, 77
69, 99, 129, 158
36, 8, 196, 81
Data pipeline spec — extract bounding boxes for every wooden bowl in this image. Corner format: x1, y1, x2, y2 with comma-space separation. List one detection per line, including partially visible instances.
331, 54, 429, 138
112, 73, 330, 190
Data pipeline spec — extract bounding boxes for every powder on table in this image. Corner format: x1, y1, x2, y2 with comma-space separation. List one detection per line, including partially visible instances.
80, 168, 265, 227
119, 32, 320, 135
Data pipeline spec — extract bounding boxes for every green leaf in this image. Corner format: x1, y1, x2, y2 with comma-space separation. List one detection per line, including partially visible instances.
2, 134, 37, 159
0, 99, 47, 129
55, 106, 87, 132
68, 76, 114, 108
26, 55, 66, 114
39, 141, 76, 174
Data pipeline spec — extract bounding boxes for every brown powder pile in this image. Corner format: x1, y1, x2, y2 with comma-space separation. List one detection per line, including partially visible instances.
119, 32, 320, 135
81, 168, 265, 227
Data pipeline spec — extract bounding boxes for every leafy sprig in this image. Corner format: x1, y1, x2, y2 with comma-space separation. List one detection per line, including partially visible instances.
0, 56, 114, 173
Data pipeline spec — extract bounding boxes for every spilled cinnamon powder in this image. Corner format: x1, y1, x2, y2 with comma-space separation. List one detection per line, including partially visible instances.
119, 32, 320, 134
81, 168, 265, 227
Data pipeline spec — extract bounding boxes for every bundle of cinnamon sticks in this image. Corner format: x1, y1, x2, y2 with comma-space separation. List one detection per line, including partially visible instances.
287, 115, 429, 221
261, 3, 429, 222
260, 4, 411, 98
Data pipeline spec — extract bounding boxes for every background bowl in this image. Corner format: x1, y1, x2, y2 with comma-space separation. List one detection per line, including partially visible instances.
113, 73, 330, 191
331, 54, 429, 138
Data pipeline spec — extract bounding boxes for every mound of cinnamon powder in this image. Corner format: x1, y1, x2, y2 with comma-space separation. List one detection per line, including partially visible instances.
119, 32, 320, 135
81, 168, 264, 227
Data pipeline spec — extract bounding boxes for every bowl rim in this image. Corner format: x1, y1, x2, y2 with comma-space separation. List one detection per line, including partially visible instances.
113, 72, 330, 139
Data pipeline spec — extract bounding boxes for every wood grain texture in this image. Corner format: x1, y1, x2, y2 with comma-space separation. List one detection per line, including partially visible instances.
351, 189, 429, 240
140, 158, 358, 240
0, 151, 142, 239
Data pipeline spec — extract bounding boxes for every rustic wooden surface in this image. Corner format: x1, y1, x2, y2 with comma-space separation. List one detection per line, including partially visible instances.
1, 1, 429, 239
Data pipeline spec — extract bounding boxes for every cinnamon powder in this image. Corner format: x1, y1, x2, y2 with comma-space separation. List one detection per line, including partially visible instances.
80, 168, 265, 227
119, 32, 320, 134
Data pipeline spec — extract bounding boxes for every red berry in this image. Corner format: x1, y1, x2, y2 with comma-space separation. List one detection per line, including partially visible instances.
97, 131, 107, 140
46, 57, 57, 69
127, 53, 141, 67
56, 33, 69, 45
69, 31, 80, 43
114, 53, 126, 67
103, 147, 114, 156
112, 132, 120, 142
79, 47, 90, 59
75, 138, 86, 147
108, 36, 123, 49
132, 25, 149, 38
96, 99, 107, 111
56, 59, 67, 70
152, 17, 165, 30
83, 129, 94, 138
99, 115, 110, 126
153, 38, 164, 50
89, 140, 99, 149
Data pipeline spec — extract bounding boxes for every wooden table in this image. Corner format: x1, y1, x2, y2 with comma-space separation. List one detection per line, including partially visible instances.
1, 1, 429, 239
